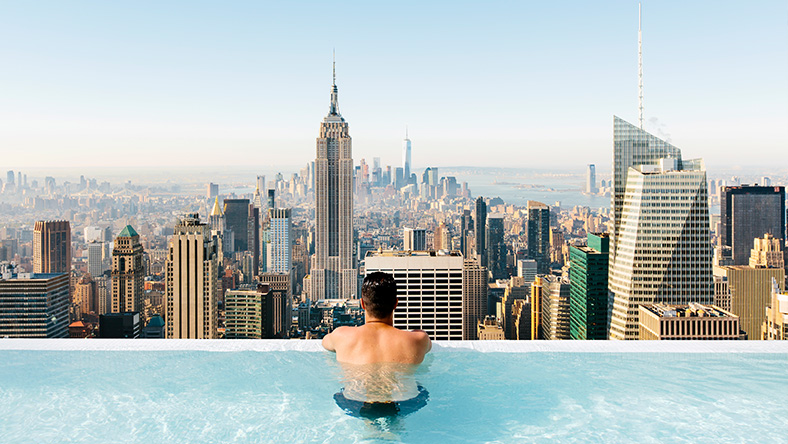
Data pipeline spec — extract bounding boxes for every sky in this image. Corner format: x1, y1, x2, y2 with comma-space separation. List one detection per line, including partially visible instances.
0, 0, 786, 172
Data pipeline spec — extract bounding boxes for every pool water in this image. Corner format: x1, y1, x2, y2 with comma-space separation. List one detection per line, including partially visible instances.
0, 343, 786, 443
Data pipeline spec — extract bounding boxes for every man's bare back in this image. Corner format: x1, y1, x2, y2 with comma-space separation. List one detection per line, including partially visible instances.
323, 323, 431, 365
322, 272, 431, 365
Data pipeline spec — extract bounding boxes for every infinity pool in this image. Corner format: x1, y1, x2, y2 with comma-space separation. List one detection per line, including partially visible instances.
1, 340, 786, 443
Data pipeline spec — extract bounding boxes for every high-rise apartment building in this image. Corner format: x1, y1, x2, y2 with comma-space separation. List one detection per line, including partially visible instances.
224, 285, 266, 339
609, 118, 713, 340
720, 185, 785, 265
268, 208, 292, 274
474, 197, 487, 267
540, 274, 571, 340
403, 228, 426, 251
33, 220, 71, 274
569, 232, 610, 340
0, 263, 69, 338
111, 225, 144, 316
486, 215, 506, 280
526, 201, 550, 274
365, 250, 464, 340
165, 214, 219, 339
312, 63, 356, 300
462, 258, 488, 340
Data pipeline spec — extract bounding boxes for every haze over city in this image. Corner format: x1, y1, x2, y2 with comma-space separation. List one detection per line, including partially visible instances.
1, 0, 786, 169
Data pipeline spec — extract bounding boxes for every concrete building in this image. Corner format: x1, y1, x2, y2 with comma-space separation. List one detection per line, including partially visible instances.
527, 201, 550, 274
763, 278, 788, 340
165, 214, 220, 339
259, 272, 292, 338
87, 241, 107, 278
434, 223, 449, 251
312, 61, 356, 300
365, 250, 464, 340
0, 263, 69, 338
722, 265, 785, 339
540, 274, 571, 340
462, 258, 488, 340
477, 315, 505, 340
609, 121, 713, 340
224, 285, 266, 339
33, 220, 71, 274
639, 303, 741, 340
749, 234, 784, 269
569, 232, 610, 340
720, 185, 785, 265
73, 274, 96, 317
111, 225, 145, 316
403, 228, 426, 251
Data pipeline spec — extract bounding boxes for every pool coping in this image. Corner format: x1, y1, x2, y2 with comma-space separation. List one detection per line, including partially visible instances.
1, 339, 787, 353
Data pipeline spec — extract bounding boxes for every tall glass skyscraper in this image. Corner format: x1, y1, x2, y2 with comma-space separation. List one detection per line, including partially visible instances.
526, 201, 550, 275
609, 117, 713, 339
402, 129, 412, 183
312, 62, 356, 299
569, 232, 609, 340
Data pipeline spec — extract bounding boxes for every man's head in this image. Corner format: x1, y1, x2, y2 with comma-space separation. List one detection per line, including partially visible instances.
361, 272, 398, 319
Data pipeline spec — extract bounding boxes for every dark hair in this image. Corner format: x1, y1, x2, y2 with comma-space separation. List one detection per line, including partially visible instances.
362, 272, 398, 318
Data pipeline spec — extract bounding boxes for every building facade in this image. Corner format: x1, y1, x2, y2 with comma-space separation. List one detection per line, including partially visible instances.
462, 258, 488, 340
365, 250, 464, 340
0, 264, 70, 338
720, 185, 785, 265
569, 232, 610, 340
111, 225, 145, 315
33, 220, 71, 274
540, 274, 571, 340
165, 214, 219, 339
312, 64, 356, 300
268, 208, 292, 274
486, 215, 507, 280
609, 121, 713, 339
527, 201, 550, 274
638, 303, 741, 340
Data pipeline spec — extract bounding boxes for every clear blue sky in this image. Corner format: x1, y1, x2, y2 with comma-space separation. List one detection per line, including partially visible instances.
0, 1, 786, 171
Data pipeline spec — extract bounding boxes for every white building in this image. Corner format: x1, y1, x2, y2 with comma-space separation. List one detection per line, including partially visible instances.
267, 208, 292, 274
365, 250, 464, 340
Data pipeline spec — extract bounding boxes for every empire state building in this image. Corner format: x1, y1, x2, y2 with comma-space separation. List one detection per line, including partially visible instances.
311, 62, 357, 299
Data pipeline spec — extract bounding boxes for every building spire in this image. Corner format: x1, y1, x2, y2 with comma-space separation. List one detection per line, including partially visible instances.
638, 2, 644, 129
210, 196, 222, 216
405, 125, 409, 139
328, 50, 340, 117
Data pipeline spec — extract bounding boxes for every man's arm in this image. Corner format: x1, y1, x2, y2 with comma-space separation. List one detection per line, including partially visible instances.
412, 329, 432, 354
322, 331, 336, 352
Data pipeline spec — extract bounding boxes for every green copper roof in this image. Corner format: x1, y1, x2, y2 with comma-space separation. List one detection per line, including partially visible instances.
118, 225, 138, 238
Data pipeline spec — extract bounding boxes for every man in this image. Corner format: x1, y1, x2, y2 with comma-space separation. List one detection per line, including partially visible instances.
323, 271, 431, 365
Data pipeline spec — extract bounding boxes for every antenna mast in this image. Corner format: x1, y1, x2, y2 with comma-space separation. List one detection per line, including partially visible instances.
638, 3, 644, 129
332, 48, 336, 85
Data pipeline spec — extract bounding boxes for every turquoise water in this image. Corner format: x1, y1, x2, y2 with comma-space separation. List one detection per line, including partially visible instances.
1, 350, 785, 443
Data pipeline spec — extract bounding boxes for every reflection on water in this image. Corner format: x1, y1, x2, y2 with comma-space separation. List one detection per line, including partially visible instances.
331, 359, 431, 436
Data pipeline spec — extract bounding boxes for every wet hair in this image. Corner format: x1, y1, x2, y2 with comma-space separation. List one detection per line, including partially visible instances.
361, 272, 398, 319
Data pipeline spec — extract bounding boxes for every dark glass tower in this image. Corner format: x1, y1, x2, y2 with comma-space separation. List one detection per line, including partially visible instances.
569, 232, 610, 340
527, 201, 550, 274
720, 185, 785, 265
486, 215, 506, 280
474, 197, 487, 267
223, 199, 251, 252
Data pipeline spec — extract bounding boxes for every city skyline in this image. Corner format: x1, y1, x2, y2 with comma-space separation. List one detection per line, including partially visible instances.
0, 1, 786, 170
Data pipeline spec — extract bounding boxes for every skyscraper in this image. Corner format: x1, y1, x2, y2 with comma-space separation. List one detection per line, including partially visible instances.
461, 210, 473, 258
402, 128, 412, 182
463, 258, 488, 340
0, 262, 69, 338
720, 185, 785, 265
486, 215, 507, 280
586, 164, 597, 194
111, 225, 145, 315
268, 208, 292, 274
223, 199, 251, 252
33, 220, 71, 274
312, 59, 356, 299
165, 214, 219, 339
474, 197, 487, 268
526, 201, 550, 274
569, 232, 610, 340
540, 274, 571, 340
403, 228, 426, 251
609, 119, 713, 339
